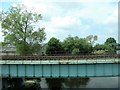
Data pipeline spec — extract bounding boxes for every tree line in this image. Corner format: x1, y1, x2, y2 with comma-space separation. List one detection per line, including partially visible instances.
0, 4, 119, 55
46, 36, 117, 55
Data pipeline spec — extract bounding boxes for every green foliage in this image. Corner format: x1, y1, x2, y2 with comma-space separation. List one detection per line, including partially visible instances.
46, 37, 63, 55
62, 36, 92, 54
104, 37, 117, 53
72, 48, 79, 55
94, 44, 107, 50
16, 42, 32, 55
105, 37, 116, 45
0, 42, 9, 46
0, 4, 46, 54
62, 35, 76, 52
86, 35, 98, 46
93, 37, 117, 54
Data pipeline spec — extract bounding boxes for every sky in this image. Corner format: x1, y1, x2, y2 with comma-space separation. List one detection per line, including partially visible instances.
0, 0, 119, 44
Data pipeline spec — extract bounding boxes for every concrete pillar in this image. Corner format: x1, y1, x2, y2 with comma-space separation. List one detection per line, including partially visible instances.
2, 78, 8, 89
1, 78, 24, 89
0, 77, 2, 90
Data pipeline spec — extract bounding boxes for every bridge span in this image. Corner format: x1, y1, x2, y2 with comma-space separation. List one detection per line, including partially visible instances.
0, 55, 120, 78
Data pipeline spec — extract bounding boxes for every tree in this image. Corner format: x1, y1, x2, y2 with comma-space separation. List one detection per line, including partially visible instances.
72, 48, 79, 55
62, 35, 92, 54
93, 37, 117, 54
94, 44, 107, 50
0, 41, 8, 46
93, 44, 108, 54
62, 35, 75, 53
86, 35, 97, 46
105, 37, 117, 53
105, 37, 116, 45
0, 4, 46, 54
46, 37, 63, 55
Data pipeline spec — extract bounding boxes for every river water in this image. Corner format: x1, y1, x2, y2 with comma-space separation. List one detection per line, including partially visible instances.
1, 77, 119, 90
40, 77, 119, 89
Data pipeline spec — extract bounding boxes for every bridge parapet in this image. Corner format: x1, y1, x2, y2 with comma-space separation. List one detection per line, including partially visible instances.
0, 58, 119, 64
0, 54, 120, 64
1, 54, 120, 60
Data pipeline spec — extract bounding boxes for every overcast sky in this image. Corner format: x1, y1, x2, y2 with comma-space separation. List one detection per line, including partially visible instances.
0, 0, 119, 44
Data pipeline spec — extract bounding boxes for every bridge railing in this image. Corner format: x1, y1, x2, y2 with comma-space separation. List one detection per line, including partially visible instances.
1, 54, 120, 60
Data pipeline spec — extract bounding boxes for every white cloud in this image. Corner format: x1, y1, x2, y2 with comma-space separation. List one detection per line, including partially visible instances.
20, 2, 51, 14
19, 0, 119, 3
10, 1, 118, 25
48, 16, 81, 29
0, 0, 118, 43
69, 3, 118, 24
0, 0, 21, 3
104, 8, 118, 24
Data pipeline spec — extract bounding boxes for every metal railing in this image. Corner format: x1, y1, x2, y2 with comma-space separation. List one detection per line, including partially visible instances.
1, 54, 120, 60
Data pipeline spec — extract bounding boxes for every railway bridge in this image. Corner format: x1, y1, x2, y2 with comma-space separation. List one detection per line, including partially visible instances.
0, 54, 120, 78
0, 54, 120, 89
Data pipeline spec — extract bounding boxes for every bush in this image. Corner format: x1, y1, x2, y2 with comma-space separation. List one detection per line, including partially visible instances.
72, 48, 79, 55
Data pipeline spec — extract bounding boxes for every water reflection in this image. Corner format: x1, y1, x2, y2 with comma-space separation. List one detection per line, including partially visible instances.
86, 77, 119, 88
42, 77, 119, 89
63, 78, 89, 88
45, 78, 64, 90
45, 77, 89, 89
2, 77, 119, 89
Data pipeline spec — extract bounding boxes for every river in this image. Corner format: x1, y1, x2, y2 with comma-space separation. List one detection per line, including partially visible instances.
1, 77, 119, 90
40, 77, 119, 89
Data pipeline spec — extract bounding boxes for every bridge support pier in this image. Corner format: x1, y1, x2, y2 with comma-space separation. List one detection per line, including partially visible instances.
2, 78, 8, 89
2, 78, 24, 89
1, 78, 42, 89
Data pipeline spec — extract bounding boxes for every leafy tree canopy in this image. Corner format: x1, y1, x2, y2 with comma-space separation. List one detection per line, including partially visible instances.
93, 37, 117, 54
94, 44, 107, 50
46, 37, 63, 55
0, 4, 46, 54
62, 35, 92, 54
86, 35, 97, 46
105, 37, 116, 45
105, 37, 117, 53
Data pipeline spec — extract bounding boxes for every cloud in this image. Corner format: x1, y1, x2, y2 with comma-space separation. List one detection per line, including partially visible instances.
20, 2, 52, 14
48, 16, 81, 29
0, 0, 118, 43
104, 8, 118, 24
18, 0, 119, 3
70, 3, 118, 24
0, 0, 21, 2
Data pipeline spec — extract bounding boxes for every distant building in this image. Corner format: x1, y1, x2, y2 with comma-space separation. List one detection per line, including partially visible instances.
0, 43, 47, 55
0, 45, 16, 55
